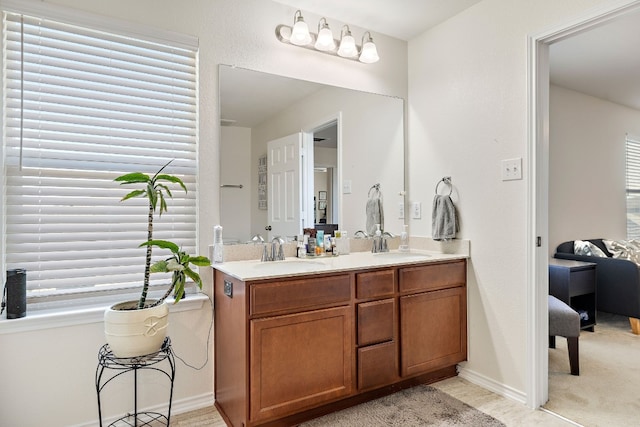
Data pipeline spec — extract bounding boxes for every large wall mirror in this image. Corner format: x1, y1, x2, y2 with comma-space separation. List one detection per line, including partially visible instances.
219, 65, 405, 243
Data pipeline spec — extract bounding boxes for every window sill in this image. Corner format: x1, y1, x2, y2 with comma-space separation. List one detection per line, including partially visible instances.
0, 293, 209, 335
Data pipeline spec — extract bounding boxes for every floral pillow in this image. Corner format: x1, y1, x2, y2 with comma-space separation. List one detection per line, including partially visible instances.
573, 240, 608, 257
603, 239, 640, 264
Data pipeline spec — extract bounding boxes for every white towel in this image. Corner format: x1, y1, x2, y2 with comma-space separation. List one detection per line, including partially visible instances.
366, 185, 384, 236
432, 195, 458, 241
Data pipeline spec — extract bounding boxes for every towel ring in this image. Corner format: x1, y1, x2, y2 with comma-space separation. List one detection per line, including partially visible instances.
435, 177, 452, 196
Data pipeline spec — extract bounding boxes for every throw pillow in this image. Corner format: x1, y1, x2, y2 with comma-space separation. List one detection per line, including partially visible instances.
574, 240, 608, 257
604, 239, 640, 264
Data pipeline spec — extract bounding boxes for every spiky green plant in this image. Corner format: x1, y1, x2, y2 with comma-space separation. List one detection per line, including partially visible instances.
115, 160, 210, 309
141, 240, 210, 304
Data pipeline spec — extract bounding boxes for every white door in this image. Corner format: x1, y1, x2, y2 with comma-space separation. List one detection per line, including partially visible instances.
267, 133, 303, 241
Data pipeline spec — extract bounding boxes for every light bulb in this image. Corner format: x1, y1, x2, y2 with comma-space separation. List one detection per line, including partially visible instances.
290, 11, 312, 46
315, 18, 335, 51
359, 32, 379, 64
337, 26, 357, 58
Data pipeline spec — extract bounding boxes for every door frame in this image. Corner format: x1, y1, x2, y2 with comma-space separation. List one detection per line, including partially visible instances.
302, 112, 342, 228
528, 0, 640, 408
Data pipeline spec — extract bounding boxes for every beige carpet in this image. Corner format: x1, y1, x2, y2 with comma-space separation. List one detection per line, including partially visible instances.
545, 311, 640, 426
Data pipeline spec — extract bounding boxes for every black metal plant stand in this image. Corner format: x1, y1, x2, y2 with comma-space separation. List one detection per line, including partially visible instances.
95, 337, 175, 427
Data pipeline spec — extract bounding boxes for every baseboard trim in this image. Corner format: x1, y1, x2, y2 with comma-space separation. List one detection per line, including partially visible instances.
457, 365, 527, 405
71, 392, 215, 427
172, 392, 216, 415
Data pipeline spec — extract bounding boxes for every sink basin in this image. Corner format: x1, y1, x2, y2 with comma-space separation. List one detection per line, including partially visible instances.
373, 252, 431, 261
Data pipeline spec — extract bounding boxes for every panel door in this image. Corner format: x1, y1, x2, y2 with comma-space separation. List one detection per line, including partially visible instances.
250, 306, 353, 422
400, 286, 467, 377
267, 133, 302, 240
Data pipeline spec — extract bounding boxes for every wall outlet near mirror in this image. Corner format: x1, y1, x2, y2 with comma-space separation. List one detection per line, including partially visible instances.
411, 202, 422, 219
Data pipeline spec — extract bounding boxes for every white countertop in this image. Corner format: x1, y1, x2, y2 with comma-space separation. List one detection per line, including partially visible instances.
212, 249, 468, 281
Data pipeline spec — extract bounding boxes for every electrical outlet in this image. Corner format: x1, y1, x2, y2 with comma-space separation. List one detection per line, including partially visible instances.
411, 202, 421, 219
398, 202, 405, 219
502, 158, 522, 181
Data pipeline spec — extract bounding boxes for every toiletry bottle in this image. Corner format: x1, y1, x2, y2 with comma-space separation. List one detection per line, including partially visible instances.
399, 224, 410, 252
324, 235, 331, 253
213, 225, 224, 263
341, 230, 350, 254
297, 235, 306, 258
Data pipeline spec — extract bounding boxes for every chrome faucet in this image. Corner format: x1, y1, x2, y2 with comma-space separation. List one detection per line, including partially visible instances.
262, 236, 285, 262
371, 232, 391, 253
354, 230, 369, 238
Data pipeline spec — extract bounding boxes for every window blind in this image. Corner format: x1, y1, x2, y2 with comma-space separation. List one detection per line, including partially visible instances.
2, 11, 198, 298
626, 136, 640, 238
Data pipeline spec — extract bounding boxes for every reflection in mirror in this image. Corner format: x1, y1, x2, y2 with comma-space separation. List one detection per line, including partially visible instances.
219, 65, 405, 243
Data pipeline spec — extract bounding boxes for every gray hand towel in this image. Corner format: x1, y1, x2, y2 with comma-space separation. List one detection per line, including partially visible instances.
366, 185, 384, 236
432, 195, 458, 241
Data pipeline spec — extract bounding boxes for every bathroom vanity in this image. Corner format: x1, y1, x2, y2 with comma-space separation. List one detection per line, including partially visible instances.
213, 250, 467, 427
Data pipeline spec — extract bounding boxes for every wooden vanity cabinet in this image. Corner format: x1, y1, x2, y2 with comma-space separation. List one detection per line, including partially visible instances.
399, 260, 467, 377
214, 258, 467, 427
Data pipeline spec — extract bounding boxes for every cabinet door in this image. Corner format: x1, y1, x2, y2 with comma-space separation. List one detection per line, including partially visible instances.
400, 287, 467, 377
250, 306, 353, 422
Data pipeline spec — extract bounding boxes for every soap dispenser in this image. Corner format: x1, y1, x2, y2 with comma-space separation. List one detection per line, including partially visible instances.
399, 224, 410, 252
213, 225, 224, 263
372, 224, 382, 253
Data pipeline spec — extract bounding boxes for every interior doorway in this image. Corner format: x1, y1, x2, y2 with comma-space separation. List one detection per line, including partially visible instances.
529, 0, 640, 410
303, 115, 341, 234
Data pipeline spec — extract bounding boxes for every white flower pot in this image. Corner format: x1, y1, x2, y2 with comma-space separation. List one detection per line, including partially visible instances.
104, 300, 169, 358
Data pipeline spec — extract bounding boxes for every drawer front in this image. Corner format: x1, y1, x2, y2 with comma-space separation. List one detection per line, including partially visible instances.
569, 268, 596, 296
356, 269, 395, 299
358, 341, 398, 390
399, 260, 466, 294
250, 274, 351, 317
357, 298, 395, 346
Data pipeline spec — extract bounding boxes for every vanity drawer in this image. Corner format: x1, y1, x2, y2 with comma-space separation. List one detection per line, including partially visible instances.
356, 269, 395, 299
358, 341, 398, 390
250, 274, 351, 317
357, 298, 395, 346
399, 260, 466, 294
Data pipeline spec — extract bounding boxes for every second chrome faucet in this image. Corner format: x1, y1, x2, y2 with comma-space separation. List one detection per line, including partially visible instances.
262, 236, 285, 261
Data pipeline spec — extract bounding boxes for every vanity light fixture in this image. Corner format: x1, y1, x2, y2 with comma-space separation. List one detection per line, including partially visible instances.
276, 10, 379, 64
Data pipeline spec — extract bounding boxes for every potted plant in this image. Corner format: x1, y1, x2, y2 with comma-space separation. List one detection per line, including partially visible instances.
104, 161, 211, 358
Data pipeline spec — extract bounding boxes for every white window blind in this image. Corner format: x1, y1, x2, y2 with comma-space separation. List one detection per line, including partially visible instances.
626, 136, 640, 239
2, 11, 198, 299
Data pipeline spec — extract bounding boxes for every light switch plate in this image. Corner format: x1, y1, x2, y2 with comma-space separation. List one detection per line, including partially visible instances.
342, 179, 352, 194
502, 158, 522, 181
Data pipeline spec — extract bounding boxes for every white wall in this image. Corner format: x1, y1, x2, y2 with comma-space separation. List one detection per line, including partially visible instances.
220, 126, 252, 242
407, 0, 623, 400
251, 85, 405, 236
549, 85, 640, 253
0, 1, 407, 426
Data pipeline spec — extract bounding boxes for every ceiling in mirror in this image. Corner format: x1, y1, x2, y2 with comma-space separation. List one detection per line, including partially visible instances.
220, 68, 326, 128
